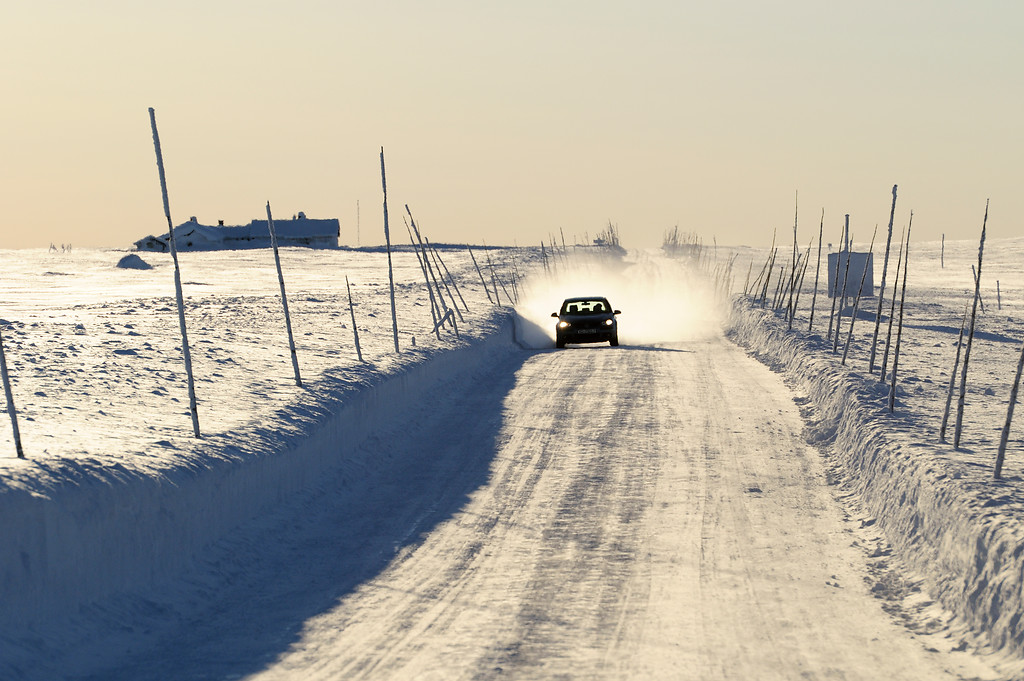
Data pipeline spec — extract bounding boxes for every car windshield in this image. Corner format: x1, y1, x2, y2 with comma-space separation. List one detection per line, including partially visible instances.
562, 299, 608, 315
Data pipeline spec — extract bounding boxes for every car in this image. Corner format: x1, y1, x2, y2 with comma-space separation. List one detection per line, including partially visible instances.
551, 296, 621, 348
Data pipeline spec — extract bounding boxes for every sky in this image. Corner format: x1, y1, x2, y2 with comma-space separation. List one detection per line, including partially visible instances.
2, 1, 1022, 251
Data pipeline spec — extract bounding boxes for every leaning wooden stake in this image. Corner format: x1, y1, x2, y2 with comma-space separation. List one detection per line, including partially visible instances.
426, 239, 464, 322
880, 225, 907, 382
790, 240, 813, 331
842, 225, 877, 365
0, 326, 24, 458
784, 249, 803, 321
833, 220, 852, 354
995, 336, 1024, 479
149, 107, 200, 438
826, 221, 845, 341
954, 201, 989, 449
940, 305, 969, 443
408, 210, 458, 336
406, 223, 442, 339
266, 202, 302, 387
380, 148, 400, 353
430, 243, 470, 313
808, 210, 824, 332
888, 218, 912, 413
345, 276, 363, 362
869, 184, 898, 373
468, 247, 495, 305
747, 251, 769, 297
760, 248, 778, 308
772, 265, 786, 310
972, 265, 986, 313
487, 252, 511, 305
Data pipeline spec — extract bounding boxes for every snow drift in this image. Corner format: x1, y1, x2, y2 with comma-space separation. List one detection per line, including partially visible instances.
0, 311, 520, 677
728, 299, 1024, 665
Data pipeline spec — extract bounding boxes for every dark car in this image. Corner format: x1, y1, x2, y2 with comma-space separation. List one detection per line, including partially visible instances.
551, 297, 621, 348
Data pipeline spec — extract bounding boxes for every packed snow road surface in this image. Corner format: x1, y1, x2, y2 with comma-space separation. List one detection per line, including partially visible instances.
87, 333, 983, 680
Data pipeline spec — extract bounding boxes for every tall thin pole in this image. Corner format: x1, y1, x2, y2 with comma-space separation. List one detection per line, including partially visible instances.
842, 225, 877, 365
888, 216, 912, 413
266, 201, 302, 387
468, 247, 494, 305
827, 222, 844, 341
345, 275, 363, 362
833, 217, 852, 354
0, 327, 24, 458
869, 185, 898, 373
880, 225, 906, 382
995, 336, 1024, 479
954, 201, 989, 448
427, 240, 464, 322
431, 243, 470, 313
149, 107, 200, 438
407, 207, 456, 334
407, 223, 442, 340
939, 305, 968, 443
808, 209, 824, 332
380, 148, 400, 353
790, 240, 813, 331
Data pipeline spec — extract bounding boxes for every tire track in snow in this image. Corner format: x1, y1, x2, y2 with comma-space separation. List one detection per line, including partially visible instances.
80, 334, 992, 680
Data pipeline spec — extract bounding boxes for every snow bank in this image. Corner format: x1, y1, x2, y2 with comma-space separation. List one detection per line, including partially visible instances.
728, 300, 1024, 661
0, 313, 519, 644
115, 253, 152, 270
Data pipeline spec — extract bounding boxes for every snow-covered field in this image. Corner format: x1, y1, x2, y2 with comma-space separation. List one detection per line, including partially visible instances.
3, 236, 1024, 678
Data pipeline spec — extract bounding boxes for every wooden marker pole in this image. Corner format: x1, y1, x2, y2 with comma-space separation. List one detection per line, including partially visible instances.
148, 107, 200, 438
468, 247, 494, 305
995, 337, 1024, 479
808, 210, 824, 332
842, 225, 877, 365
888, 216, 912, 413
266, 201, 302, 387
0, 327, 24, 458
345, 276, 363, 362
940, 305, 969, 443
954, 202, 989, 448
380, 148, 400, 353
880, 226, 906, 382
869, 185, 898, 373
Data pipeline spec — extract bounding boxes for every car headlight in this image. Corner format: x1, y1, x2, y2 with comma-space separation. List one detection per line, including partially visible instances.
603, 318, 614, 326
558, 321, 570, 329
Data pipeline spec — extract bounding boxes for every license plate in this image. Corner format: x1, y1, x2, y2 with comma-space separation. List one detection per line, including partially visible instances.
578, 329, 598, 334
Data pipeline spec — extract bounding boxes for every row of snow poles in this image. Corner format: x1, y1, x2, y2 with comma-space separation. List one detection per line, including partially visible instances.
145, 114, 514, 445
746, 189, 1019, 478
142, 119, 497, 443
939, 201, 1024, 479
745, 185, 910, 409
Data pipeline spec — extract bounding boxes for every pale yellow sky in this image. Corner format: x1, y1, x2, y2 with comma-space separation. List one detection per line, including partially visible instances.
2, 1, 1021, 250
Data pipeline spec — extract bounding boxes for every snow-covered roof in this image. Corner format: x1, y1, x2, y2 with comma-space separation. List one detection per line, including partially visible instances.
160, 215, 340, 243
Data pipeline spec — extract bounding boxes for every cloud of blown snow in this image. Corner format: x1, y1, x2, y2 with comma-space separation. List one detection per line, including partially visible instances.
515, 249, 730, 349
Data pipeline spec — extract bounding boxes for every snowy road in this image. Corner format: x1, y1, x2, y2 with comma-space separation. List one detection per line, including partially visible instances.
85, 333, 980, 680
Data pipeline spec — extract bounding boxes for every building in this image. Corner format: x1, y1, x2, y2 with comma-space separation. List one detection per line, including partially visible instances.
135, 212, 340, 252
